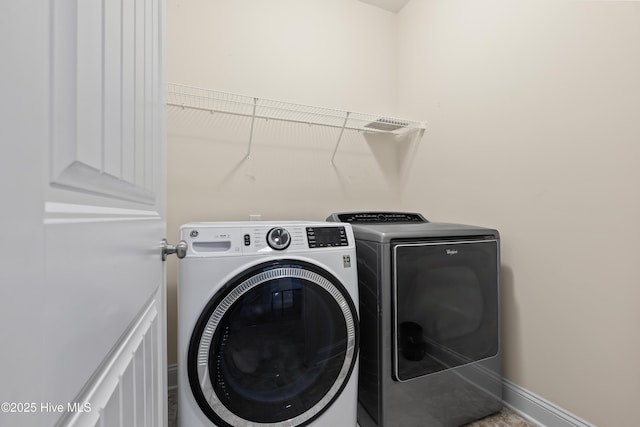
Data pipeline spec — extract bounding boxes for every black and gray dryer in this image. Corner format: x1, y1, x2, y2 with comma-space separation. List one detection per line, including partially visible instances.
327, 212, 502, 427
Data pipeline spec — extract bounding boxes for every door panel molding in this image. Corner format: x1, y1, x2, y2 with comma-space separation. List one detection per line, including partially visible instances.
51, 0, 159, 206
50, 160, 156, 204
44, 202, 160, 224
55, 293, 165, 427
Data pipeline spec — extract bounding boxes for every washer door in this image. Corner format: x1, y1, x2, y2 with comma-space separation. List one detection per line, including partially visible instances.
188, 260, 359, 427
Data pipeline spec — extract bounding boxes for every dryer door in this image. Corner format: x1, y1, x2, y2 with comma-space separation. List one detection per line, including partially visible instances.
392, 239, 499, 381
188, 260, 359, 427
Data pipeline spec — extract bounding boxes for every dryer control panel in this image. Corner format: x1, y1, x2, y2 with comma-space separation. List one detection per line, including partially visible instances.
328, 211, 428, 224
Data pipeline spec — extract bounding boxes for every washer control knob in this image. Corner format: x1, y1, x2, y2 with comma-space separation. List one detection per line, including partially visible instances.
267, 227, 291, 250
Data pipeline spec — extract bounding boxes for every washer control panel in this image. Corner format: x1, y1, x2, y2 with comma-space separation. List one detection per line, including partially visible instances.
180, 222, 353, 257
306, 226, 348, 248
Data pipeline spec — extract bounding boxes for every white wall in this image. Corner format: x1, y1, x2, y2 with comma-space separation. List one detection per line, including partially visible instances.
166, 0, 402, 366
168, 0, 397, 110
167, 1, 640, 425
397, 1, 640, 426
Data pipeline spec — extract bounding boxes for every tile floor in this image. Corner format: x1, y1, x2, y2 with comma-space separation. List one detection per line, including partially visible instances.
462, 408, 538, 427
167, 388, 537, 427
168, 388, 177, 426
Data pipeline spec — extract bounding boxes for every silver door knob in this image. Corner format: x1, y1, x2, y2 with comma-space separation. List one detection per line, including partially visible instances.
162, 239, 188, 261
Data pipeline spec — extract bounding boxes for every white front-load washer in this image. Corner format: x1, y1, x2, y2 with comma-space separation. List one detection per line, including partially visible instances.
177, 221, 359, 427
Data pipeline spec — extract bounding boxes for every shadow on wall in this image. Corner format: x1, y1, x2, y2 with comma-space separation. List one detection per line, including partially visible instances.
363, 129, 423, 187
166, 105, 418, 200
499, 264, 522, 381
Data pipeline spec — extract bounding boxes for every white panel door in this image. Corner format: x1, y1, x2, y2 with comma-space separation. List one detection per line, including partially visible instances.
0, 1, 167, 426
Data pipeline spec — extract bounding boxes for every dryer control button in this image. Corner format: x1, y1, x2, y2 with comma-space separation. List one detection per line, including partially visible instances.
266, 227, 291, 250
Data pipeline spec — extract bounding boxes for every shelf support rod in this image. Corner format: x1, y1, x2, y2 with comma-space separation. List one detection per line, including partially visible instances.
246, 97, 258, 158
330, 112, 350, 164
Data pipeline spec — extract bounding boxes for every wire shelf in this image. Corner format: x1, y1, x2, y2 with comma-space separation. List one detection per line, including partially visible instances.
167, 83, 427, 161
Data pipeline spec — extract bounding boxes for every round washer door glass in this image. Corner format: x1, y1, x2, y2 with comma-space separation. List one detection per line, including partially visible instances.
188, 260, 359, 427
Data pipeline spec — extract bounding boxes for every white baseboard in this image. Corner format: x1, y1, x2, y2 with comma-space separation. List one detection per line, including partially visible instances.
168, 363, 178, 390
167, 364, 594, 426
502, 379, 596, 427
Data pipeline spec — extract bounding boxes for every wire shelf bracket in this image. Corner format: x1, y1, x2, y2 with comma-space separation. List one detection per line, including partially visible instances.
247, 97, 257, 158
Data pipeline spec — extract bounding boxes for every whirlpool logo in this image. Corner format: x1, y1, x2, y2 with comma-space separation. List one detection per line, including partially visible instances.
446, 249, 458, 255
